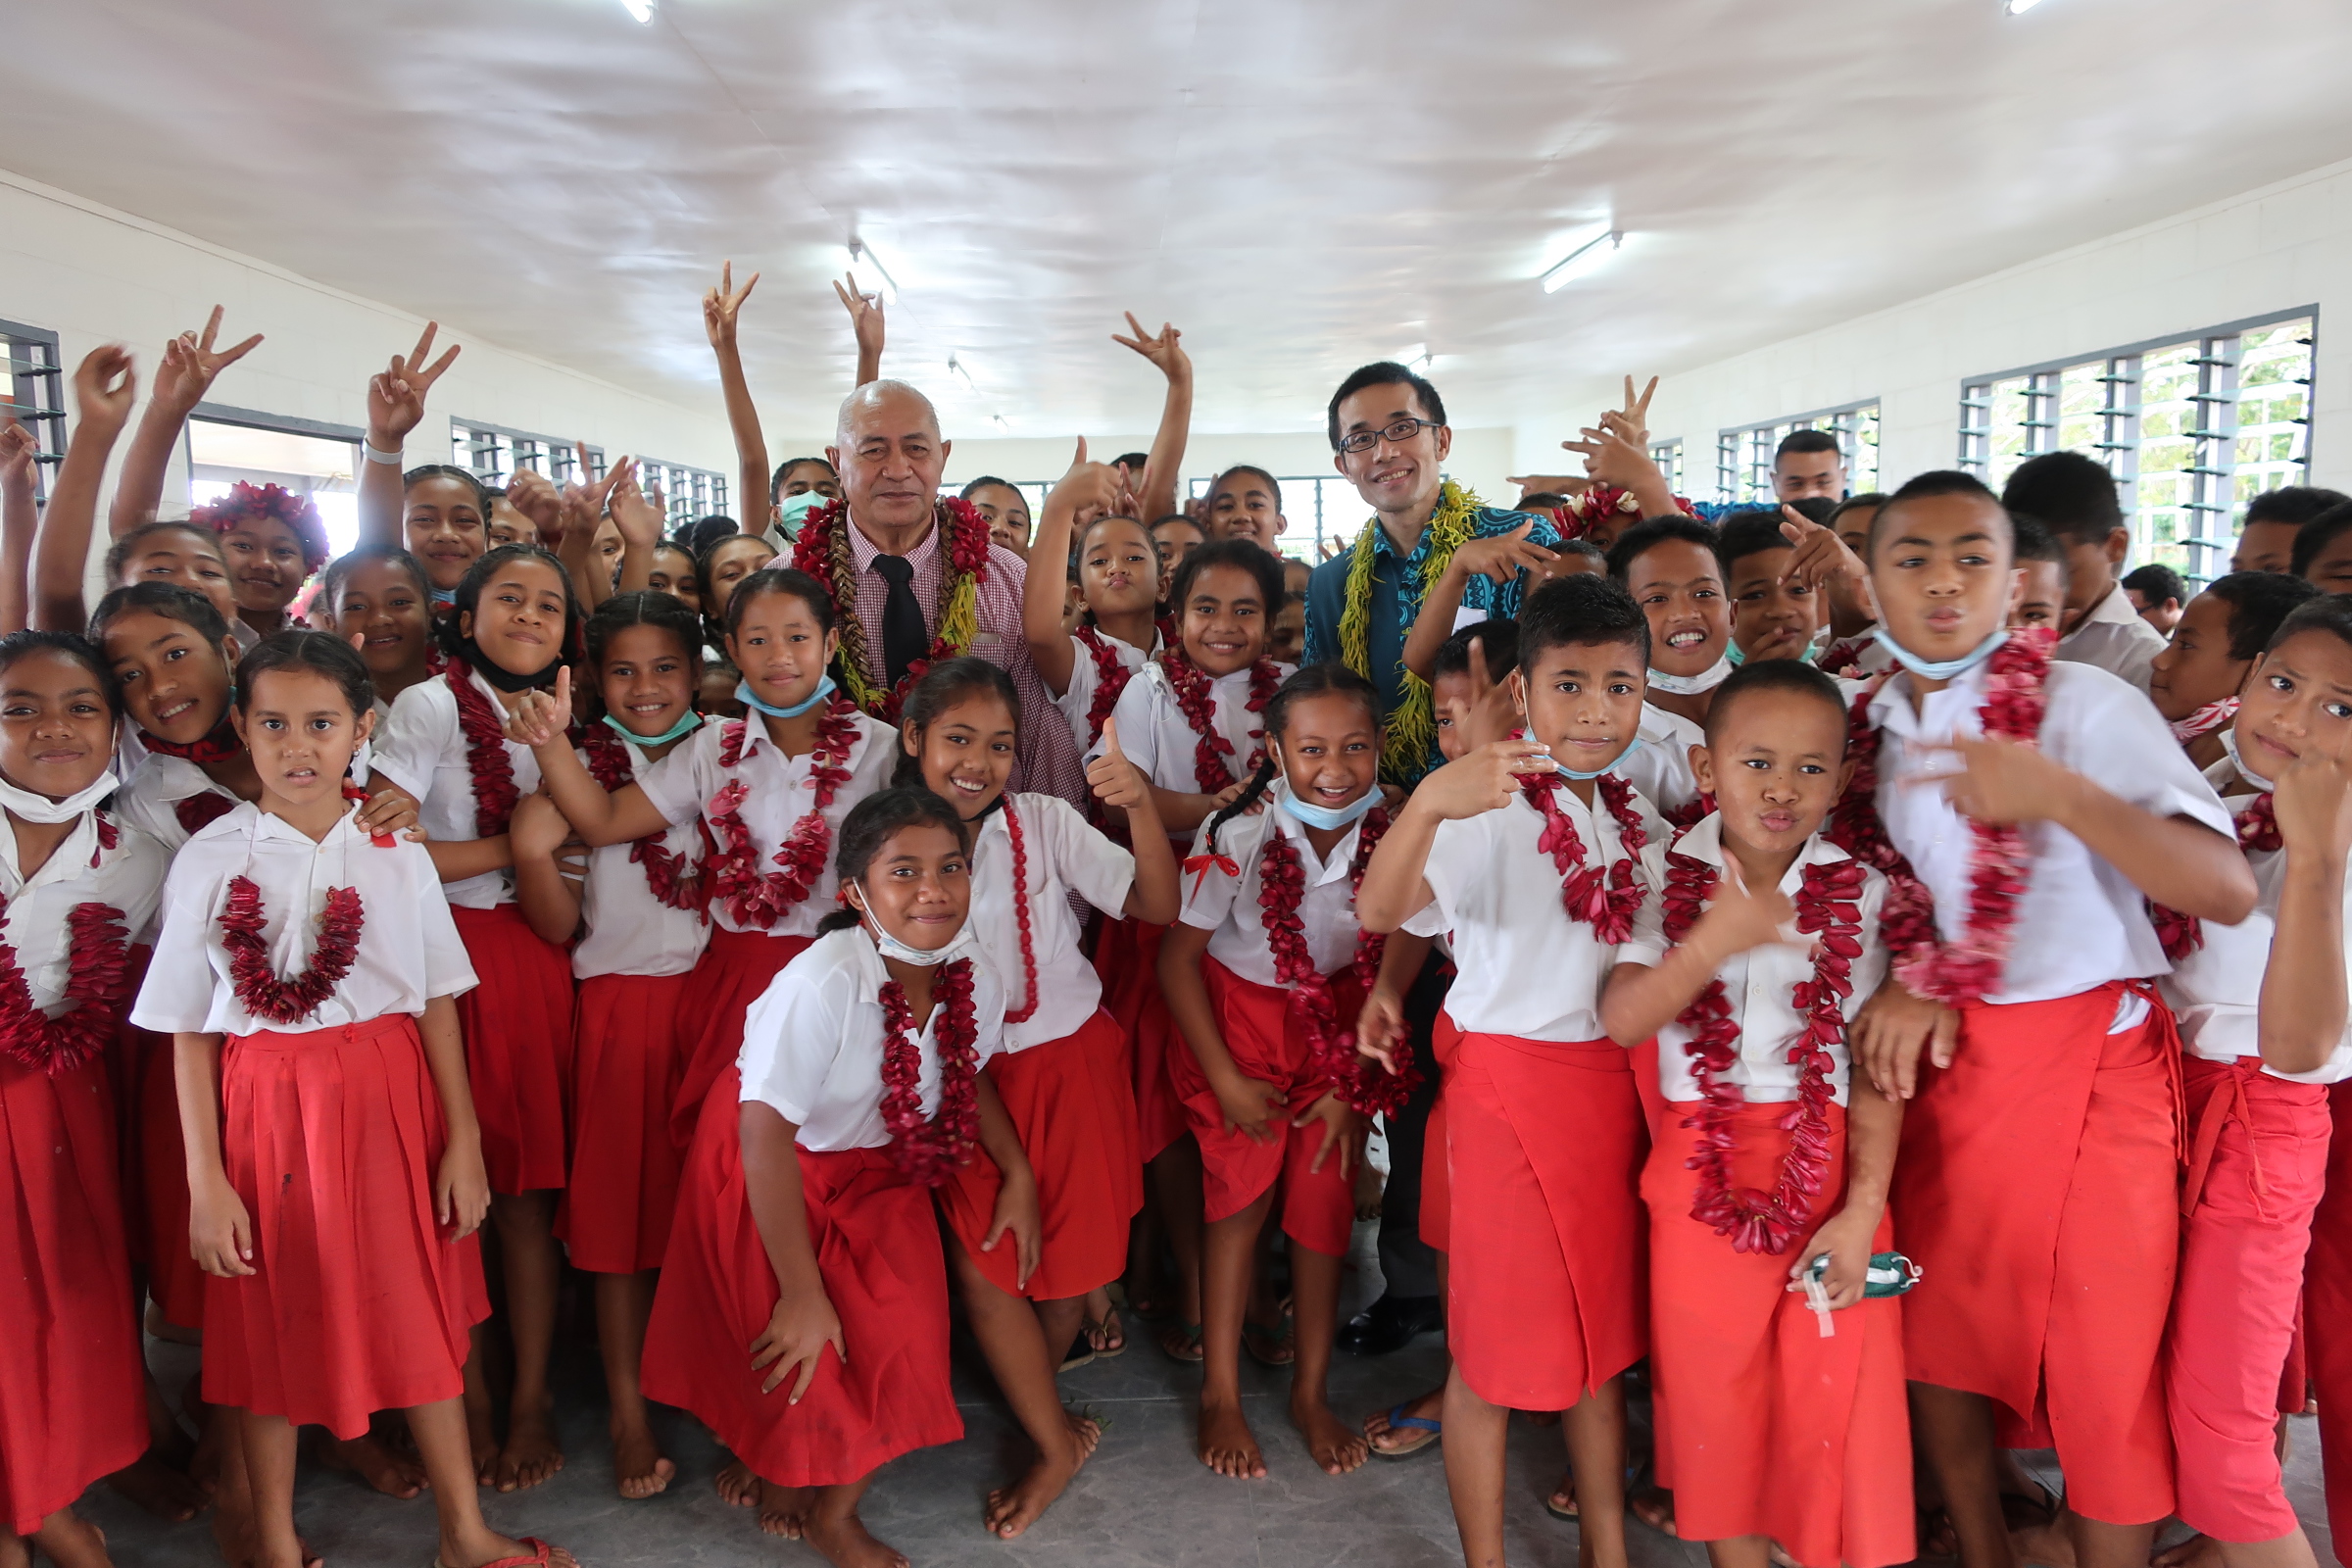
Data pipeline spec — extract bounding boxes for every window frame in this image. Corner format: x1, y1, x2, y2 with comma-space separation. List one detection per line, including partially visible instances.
0, 318, 65, 502
1714, 401, 1881, 507
448, 416, 605, 489
637, 458, 731, 532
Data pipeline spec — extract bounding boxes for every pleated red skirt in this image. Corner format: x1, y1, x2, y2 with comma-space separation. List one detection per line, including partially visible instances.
2309, 1079, 2352, 1550
0, 1054, 146, 1535
668, 928, 809, 1150
1164, 958, 1362, 1257
1644, 1101, 1913, 1568
939, 1008, 1143, 1299
451, 903, 575, 1196
644, 1067, 961, 1487
557, 971, 693, 1275
1420, 1009, 1461, 1254
1093, 914, 1186, 1162
2165, 1056, 2330, 1544
1446, 1031, 1647, 1410
201, 1015, 484, 1440
1894, 985, 2179, 1526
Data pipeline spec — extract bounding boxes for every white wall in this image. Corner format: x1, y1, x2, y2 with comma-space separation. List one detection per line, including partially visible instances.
1523, 154, 2352, 507
0, 166, 730, 521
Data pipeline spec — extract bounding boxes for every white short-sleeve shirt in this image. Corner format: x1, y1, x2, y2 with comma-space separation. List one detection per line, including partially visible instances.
970, 793, 1134, 1051
571, 734, 711, 981
1054, 629, 1156, 756
1622, 815, 1890, 1104
633, 707, 898, 938
2162, 769, 2352, 1085
1867, 654, 2232, 1007
2055, 583, 2166, 694
1615, 703, 1704, 813
131, 802, 477, 1037
371, 668, 546, 909
1415, 785, 1666, 1042
0, 807, 169, 1011
116, 753, 242, 854
1177, 787, 1378, 989
736, 925, 1007, 1152
1090, 659, 1295, 798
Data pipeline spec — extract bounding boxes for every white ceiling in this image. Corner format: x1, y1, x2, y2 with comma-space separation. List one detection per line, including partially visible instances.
9, 0, 2352, 442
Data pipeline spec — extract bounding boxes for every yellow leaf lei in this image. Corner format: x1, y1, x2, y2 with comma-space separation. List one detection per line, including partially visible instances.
1338, 478, 1482, 783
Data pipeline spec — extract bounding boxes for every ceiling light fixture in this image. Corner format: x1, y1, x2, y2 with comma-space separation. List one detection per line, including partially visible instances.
991, 415, 1011, 431
617, 0, 654, 22
948, 354, 977, 388
844, 238, 899, 304
1399, 343, 1434, 373
2003, 0, 2045, 12
1541, 228, 1623, 293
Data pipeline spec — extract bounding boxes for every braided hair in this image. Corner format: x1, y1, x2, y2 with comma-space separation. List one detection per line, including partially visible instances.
1199, 662, 1381, 860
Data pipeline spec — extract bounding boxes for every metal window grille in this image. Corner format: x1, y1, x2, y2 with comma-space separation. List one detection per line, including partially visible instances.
1648, 439, 1683, 495
1187, 474, 1366, 560
639, 460, 730, 532
1714, 402, 1881, 506
0, 319, 64, 501
449, 418, 604, 491
1956, 309, 2314, 582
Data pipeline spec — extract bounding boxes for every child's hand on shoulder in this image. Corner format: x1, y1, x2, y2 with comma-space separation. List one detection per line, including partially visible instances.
503, 666, 573, 749
354, 780, 421, 842
1413, 738, 1554, 820
1788, 1206, 1878, 1311
188, 1177, 256, 1278
1850, 979, 1958, 1102
752, 1287, 847, 1403
1298, 1090, 1365, 1179
435, 1135, 490, 1241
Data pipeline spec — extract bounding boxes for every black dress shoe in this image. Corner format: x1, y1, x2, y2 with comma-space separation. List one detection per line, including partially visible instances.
1337, 1292, 1445, 1355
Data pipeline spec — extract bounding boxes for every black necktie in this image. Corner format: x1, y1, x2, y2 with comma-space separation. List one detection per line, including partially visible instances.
872, 554, 925, 690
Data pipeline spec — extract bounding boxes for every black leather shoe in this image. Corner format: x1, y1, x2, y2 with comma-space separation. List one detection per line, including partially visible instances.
1337, 1292, 1445, 1355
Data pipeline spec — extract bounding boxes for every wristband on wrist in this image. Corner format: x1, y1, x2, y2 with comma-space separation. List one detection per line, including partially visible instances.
363, 442, 404, 466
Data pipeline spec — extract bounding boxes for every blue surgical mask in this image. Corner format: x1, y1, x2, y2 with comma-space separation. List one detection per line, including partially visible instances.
603, 710, 704, 747
1872, 626, 2008, 683
1277, 777, 1380, 831
430, 587, 456, 607
1561, 735, 1643, 782
738, 674, 835, 720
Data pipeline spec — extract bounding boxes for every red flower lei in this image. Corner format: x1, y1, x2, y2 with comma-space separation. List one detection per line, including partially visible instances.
143, 716, 245, 766
217, 876, 366, 1026
789, 496, 993, 724
1075, 624, 1143, 749
1825, 631, 2051, 1005
704, 700, 861, 929
446, 663, 521, 839
996, 799, 1040, 1025
1161, 648, 1282, 794
877, 957, 983, 1186
1816, 638, 1869, 679
581, 724, 709, 914
1254, 807, 1421, 1117
176, 792, 237, 837
1519, 765, 1649, 944
0, 895, 131, 1073
2151, 791, 2280, 959
1662, 845, 1865, 1253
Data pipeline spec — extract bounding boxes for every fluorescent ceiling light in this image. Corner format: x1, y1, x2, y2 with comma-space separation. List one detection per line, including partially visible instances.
845, 238, 899, 304
1541, 228, 1623, 293
617, 0, 653, 22
1399, 343, 1433, 372
2004, 0, 2045, 11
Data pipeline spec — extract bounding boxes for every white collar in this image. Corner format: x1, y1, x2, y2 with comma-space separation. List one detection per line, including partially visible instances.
1865, 656, 1991, 738
1674, 811, 1850, 889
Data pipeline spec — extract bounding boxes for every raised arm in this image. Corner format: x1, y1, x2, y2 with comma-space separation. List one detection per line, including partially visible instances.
359, 323, 463, 552
610, 464, 665, 596
108, 306, 263, 536
1356, 739, 1548, 931
834, 272, 885, 389
0, 419, 38, 633
1110, 314, 1191, 526
706, 263, 772, 532
1025, 442, 1122, 695
33, 346, 137, 632
556, 449, 627, 613
2258, 747, 2352, 1076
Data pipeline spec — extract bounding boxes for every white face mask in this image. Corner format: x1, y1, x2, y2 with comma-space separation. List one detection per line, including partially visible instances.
1646, 654, 1733, 697
851, 883, 973, 967
0, 767, 116, 825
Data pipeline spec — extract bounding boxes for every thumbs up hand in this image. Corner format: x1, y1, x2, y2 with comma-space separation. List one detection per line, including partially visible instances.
1086, 715, 1151, 811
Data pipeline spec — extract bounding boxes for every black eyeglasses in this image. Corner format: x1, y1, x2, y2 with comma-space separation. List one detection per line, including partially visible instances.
1336, 416, 1443, 455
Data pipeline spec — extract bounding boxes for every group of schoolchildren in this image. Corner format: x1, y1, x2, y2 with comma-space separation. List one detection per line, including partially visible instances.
4, 291, 2352, 1568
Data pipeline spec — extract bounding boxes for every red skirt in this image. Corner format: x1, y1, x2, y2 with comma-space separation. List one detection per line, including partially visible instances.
1446, 1031, 1646, 1410
1165, 958, 1361, 1257
451, 903, 575, 1196
558, 971, 693, 1275
1093, 914, 1186, 1161
939, 1008, 1143, 1299
643, 1068, 961, 1487
1420, 1009, 1461, 1254
2165, 1056, 2330, 1543
2298, 1079, 2352, 1547
1894, 984, 2178, 1526
669, 928, 809, 1151
0, 1054, 146, 1535
201, 1015, 484, 1440
1644, 1101, 1913, 1568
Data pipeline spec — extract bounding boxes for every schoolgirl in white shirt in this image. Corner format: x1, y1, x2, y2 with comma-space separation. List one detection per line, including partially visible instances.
1021, 460, 1167, 756
507, 590, 710, 1503
131, 628, 578, 1568
894, 656, 1179, 1537
642, 787, 1036, 1560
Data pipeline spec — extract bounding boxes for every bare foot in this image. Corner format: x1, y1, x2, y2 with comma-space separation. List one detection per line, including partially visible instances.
440, 1532, 578, 1568
1292, 1395, 1370, 1475
758, 1479, 811, 1539
802, 1510, 910, 1568
31, 1511, 111, 1568
2011, 1505, 2081, 1568
1198, 1396, 1266, 1480
715, 1456, 760, 1508
1365, 1389, 1446, 1455
1629, 1485, 1676, 1535
316, 1431, 427, 1499
611, 1421, 674, 1500
104, 1451, 209, 1520
984, 1432, 1090, 1539
1065, 1407, 1103, 1460
493, 1401, 564, 1492
468, 1406, 499, 1487
2153, 1534, 2224, 1568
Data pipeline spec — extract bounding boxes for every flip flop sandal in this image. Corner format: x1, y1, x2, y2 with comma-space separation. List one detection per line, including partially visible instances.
1057, 1340, 1097, 1373
433, 1539, 564, 1568
1242, 1313, 1296, 1368
1086, 1305, 1128, 1358
1369, 1403, 1442, 1459
1157, 1320, 1204, 1364
1545, 1492, 1581, 1522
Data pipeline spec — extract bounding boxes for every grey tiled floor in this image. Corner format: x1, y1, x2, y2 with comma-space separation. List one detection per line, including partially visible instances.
77, 1215, 2341, 1566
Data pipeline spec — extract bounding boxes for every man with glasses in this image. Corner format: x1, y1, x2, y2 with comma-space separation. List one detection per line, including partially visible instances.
1301, 361, 1560, 1364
